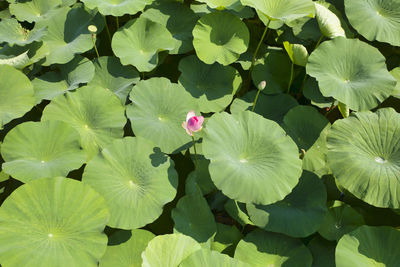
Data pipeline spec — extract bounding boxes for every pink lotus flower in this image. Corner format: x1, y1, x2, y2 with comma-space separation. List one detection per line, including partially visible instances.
182, 110, 204, 136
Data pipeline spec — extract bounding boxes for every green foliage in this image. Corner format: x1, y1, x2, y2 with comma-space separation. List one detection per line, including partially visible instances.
1, 0, 400, 265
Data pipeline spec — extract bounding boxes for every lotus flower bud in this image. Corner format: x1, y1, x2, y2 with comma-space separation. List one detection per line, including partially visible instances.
182, 110, 204, 136
258, 80, 266, 91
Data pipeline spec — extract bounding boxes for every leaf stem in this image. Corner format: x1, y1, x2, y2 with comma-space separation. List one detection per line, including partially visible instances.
249, 19, 271, 73
287, 62, 294, 94
104, 16, 112, 42
191, 136, 198, 168
116, 16, 119, 30
91, 35, 100, 58
251, 89, 261, 112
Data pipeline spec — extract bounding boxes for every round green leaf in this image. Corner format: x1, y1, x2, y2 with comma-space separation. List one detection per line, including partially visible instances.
240, 0, 315, 23
193, 11, 249, 66
247, 171, 327, 237
327, 108, 400, 208
36, 6, 103, 65
283, 105, 330, 150
1, 121, 85, 183
307, 236, 336, 267
345, 0, 400, 46
126, 77, 198, 154
234, 229, 313, 267
180, 249, 250, 267
318, 201, 365, 241
141, 233, 202, 267
336, 226, 400, 267
178, 55, 242, 113
252, 49, 292, 94
0, 18, 47, 46
314, 2, 345, 38
81, 0, 153, 16
202, 111, 302, 205
0, 65, 35, 129
82, 137, 178, 229
142, 2, 199, 54
0, 177, 109, 267
99, 229, 155, 267
88, 56, 140, 103
306, 37, 397, 111
172, 189, 217, 243
32, 55, 95, 102
42, 85, 127, 160
231, 91, 298, 124
9, 0, 62, 23
112, 17, 175, 72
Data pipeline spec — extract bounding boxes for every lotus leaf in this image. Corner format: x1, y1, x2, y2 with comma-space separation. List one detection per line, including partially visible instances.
307, 37, 396, 111
82, 137, 178, 229
193, 11, 249, 65
178, 55, 242, 113
0, 65, 35, 129
202, 111, 302, 205
0, 177, 109, 267
42, 85, 127, 160
81, 0, 154, 16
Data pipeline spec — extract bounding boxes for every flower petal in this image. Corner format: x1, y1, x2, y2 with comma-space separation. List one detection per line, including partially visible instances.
186, 110, 196, 122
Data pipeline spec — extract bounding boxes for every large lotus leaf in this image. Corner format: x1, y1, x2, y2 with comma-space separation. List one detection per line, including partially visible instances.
283, 105, 330, 151
240, 0, 315, 23
180, 249, 250, 267
318, 201, 365, 241
307, 236, 336, 267
327, 108, 400, 208
112, 17, 175, 72
142, 2, 199, 54
172, 189, 217, 243
87, 56, 140, 103
307, 37, 397, 111
252, 49, 292, 94
32, 55, 95, 102
36, 6, 103, 65
82, 137, 178, 229
196, 0, 240, 9
202, 111, 302, 205
178, 55, 242, 113
1, 121, 86, 183
247, 171, 327, 237
234, 229, 312, 267
0, 177, 109, 267
314, 2, 345, 38
211, 223, 242, 254
336, 226, 400, 267
141, 233, 202, 267
391, 67, 400, 98
231, 91, 298, 124
81, 0, 153, 16
126, 77, 198, 154
344, 0, 400, 46
193, 11, 249, 66
99, 229, 155, 267
0, 41, 50, 69
0, 65, 35, 129
9, 0, 62, 23
0, 18, 47, 46
42, 85, 127, 160
190, 2, 254, 19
